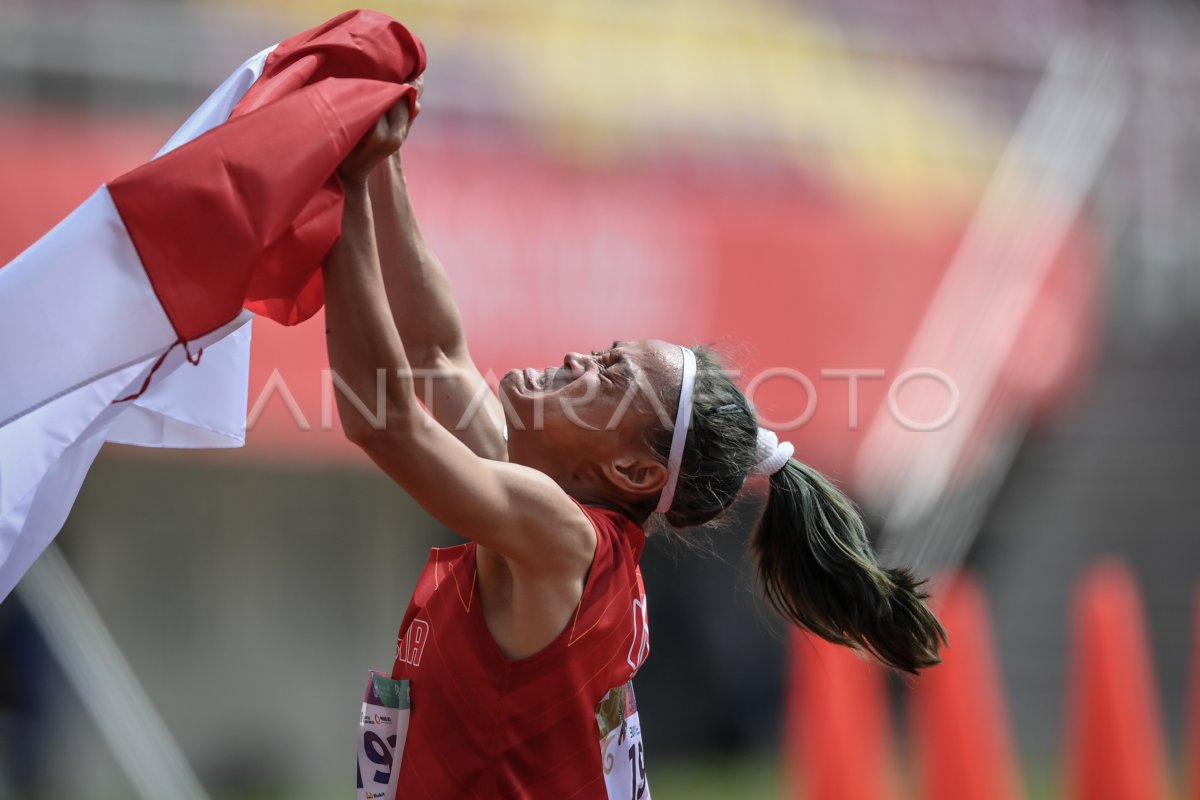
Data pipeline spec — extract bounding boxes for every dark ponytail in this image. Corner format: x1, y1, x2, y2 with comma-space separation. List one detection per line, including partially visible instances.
750, 460, 946, 674
647, 345, 945, 673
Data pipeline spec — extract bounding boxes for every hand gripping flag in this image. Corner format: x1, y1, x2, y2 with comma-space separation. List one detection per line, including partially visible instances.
0, 10, 426, 601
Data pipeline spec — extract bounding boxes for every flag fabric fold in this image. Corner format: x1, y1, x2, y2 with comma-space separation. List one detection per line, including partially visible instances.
109, 77, 416, 343
0, 10, 427, 601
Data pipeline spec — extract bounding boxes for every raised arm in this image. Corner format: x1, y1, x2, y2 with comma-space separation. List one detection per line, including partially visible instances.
367, 142, 506, 461
324, 103, 593, 576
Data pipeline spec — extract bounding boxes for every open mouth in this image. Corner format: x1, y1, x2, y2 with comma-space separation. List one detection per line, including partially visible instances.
511, 363, 581, 395
522, 368, 545, 390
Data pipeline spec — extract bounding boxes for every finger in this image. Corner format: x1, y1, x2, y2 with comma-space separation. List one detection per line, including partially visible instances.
385, 99, 411, 131
350, 115, 400, 160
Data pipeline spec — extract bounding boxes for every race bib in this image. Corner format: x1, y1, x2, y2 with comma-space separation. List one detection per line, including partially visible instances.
356, 671, 410, 800
597, 682, 651, 800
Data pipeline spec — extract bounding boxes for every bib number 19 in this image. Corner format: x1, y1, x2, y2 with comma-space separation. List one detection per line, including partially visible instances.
627, 741, 648, 799
356, 672, 410, 800
599, 682, 651, 800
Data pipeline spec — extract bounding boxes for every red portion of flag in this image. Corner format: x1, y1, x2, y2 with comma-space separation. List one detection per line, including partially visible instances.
109, 79, 414, 342
233, 9, 426, 117
228, 10, 426, 326
108, 10, 425, 341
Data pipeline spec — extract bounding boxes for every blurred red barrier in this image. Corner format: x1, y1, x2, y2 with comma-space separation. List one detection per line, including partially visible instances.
1066, 560, 1171, 800
785, 631, 896, 800
910, 575, 1023, 800
1, 112, 1100, 481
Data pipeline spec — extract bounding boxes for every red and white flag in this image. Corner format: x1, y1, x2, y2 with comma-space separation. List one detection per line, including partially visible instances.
0, 10, 425, 600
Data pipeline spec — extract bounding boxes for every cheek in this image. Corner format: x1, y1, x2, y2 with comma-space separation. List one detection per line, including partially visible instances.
613, 387, 671, 437
539, 380, 601, 424
572, 385, 636, 431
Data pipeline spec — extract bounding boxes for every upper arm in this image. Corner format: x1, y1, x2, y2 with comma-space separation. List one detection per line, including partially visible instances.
354, 414, 594, 574
416, 348, 508, 462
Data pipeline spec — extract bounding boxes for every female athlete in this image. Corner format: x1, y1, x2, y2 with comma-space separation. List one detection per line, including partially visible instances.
326, 94, 946, 799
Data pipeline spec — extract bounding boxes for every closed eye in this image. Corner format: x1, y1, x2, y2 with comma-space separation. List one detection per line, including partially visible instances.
589, 351, 622, 383
605, 357, 633, 387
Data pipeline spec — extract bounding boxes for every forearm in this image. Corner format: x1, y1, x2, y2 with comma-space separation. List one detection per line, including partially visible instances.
368, 155, 507, 459
323, 182, 419, 440
368, 155, 466, 363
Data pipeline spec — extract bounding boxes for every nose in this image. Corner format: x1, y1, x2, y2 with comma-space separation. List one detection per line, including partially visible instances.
563, 352, 588, 376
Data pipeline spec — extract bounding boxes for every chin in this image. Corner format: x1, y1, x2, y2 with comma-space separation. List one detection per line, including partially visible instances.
498, 370, 530, 404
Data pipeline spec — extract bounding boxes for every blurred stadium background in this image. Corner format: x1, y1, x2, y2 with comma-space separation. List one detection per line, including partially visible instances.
1, 0, 1199, 798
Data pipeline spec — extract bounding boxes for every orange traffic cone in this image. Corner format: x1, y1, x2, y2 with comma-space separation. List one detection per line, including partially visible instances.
1188, 586, 1200, 800
910, 574, 1023, 800
1066, 559, 1170, 800
784, 630, 895, 800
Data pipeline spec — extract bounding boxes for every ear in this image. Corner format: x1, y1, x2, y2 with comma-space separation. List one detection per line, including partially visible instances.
603, 454, 668, 498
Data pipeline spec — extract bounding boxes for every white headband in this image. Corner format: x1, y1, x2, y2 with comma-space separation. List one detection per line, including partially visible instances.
752, 427, 794, 475
656, 349, 794, 514
655, 346, 697, 513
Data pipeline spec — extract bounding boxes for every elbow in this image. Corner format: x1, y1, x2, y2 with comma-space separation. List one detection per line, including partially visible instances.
334, 369, 420, 448
406, 339, 468, 372
344, 421, 406, 465
341, 416, 381, 449
340, 406, 414, 452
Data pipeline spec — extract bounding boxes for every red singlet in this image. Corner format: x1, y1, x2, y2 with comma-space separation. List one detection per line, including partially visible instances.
389, 503, 651, 799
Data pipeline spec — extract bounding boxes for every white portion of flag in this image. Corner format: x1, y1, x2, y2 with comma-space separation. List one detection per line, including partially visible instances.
156, 45, 274, 158
0, 312, 250, 600
0, 189, 178, 427
0, 46, 276, 601
107, 320, 252, 449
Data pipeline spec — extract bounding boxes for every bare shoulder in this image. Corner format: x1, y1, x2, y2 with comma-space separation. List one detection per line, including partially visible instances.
492, 465, 597, 578
354, 419, 594, 571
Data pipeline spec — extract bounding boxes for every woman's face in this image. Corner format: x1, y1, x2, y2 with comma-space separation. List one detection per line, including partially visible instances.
499, 339, 682, 479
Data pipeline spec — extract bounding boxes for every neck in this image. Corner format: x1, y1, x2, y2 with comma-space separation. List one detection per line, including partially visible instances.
508, 446, 652, 526
547, 468, 651, 526
574, 490, 649, 525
